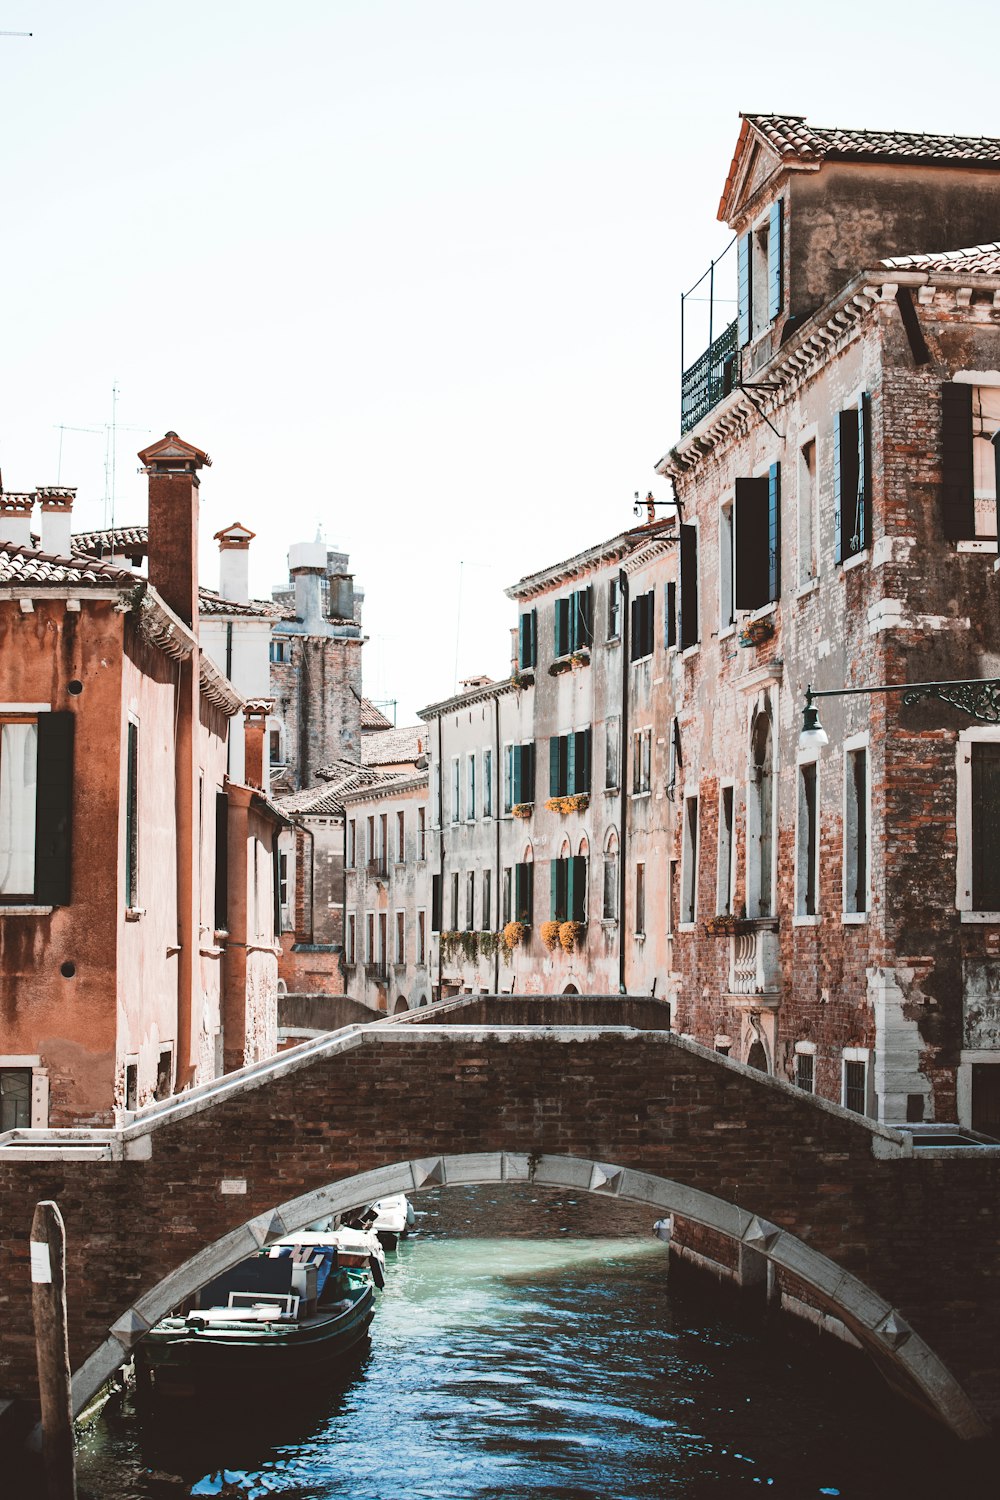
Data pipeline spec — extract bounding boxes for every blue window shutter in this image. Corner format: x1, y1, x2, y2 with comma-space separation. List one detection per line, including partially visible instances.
858, 394, 872, 553
768, 200, 783, 322
833, 415, 843, 564
566, 733, 576, 795
518, 614, 528, 670
737, 232, 752, 348
767, 462, 781, 602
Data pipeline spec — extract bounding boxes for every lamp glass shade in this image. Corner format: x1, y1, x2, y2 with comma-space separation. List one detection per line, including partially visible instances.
799, 702, 829, 751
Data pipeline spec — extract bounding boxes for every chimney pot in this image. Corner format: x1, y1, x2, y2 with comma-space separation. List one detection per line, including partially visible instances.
214, 520, 255, 605
0, 492, 36, 549
139, 432, 210, 628
37, 487, 76, 557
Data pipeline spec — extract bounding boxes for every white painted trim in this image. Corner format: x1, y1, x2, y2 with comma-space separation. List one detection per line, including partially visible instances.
843, 740, 871, 917
0, 905, 53, 916
794, 756, 820, 919
0, 1054, 41, 1066
0, 703, 49, 714
794, 578, 820, 600
955, 729, 1000, 912
794, 915, 821, 927
794, 1040, 817, 1055
842, 549, 869, 573
953, 370, 1000, 388
842, 912, 868, 925
957, 1050, 1000, 1130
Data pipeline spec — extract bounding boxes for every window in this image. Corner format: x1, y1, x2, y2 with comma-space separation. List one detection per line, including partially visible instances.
269, 638, 290, 664
635, 862, 645, 936
971, 1063, 1000, 1135
155, 1049, 173, 1102
549, 730, 592, 798
417, 910, 427, 965
466, 870, 475, 931
844, 744, 869, 916
505, 743, 536, 809
748, 712, 774, 919
502, 866, 512, 924
417, 806, 426, 861
378, 911, 387, 968
482, 869, 492, 931
483, 749, 493, 818
717, 785, 734, 916
797, 761, 819, 917
451, 757, 461, 824
843, 1054, 869, 1116
366, 815, 375, 864
396, 810, 405, 863
798, 438, 817, 585
347, 818, 357, 869
735, 465, 780, 611
514, 859, 534, 925
366, 911, 375, 962
941, 381, 1000, 542
431, 874, 442, 933
450, 872, 459, 929
215, 791, 229, 931
605, 716, 620, 791
737, 199, 782, 347
632, 727, 651, 795
719, 502, 734, 629
466, 754, 476, 821
795, 1047, 815, 1093
0, 1067, 31, 1129
395, 910, 405, 964
550, 853, 587, 923
0, 713, 72, 904
681, 794, 699, 923
971, 742, 1000, 910
346, 913, 357, 964
125, 720, 139, 907
679, 525, 699, 647
607, 577, 621, 640
834, 396, 872, 563
630, 590, 654, 661
603, 831, 619, 920
664, 581, 677, 649
518, 608, 538, 670
554, 587, 593, 658
379, 813, 388, 867
666, 858, 678, 939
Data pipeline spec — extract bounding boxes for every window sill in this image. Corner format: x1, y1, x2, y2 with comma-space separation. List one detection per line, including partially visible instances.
747, 601, 777, 622
793, 914, 821, 927
841, 549, 869, 573
125, 907, 146, 923
680, 644, 700, 660
842, 911, 868, 924
630, 789, 651, 800
955, 540, 998, 554
719, 623, 736, 641
631, 652, 653, 666
605, 635, 621, 647
795, 578, 820, 599
604, 785, 620, 796
0, 904, 54, 916
677, 922, 698, 932
959, 910, 1000, 923
633, 931, 646, 942
601, 918, 619, 929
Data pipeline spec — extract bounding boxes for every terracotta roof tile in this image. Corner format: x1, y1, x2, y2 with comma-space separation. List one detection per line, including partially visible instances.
275, 760, 407, 816
882, 241, 1000, 275
197, 587, 278, 619
71, 524, 148, 557
359, 724, 426, 767
744, 113, 1000, 167
0, 541, 137, 588
360, 697, 393, 730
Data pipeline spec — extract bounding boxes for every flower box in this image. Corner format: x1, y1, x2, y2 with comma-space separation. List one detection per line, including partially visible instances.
738, 617, 775, 648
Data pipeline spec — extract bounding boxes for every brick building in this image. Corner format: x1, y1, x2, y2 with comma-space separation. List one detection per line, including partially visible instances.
652, 115, 1000, 1131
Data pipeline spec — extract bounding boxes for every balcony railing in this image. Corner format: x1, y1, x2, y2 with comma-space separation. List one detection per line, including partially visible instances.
366, 858, 388, 879
681, 318, 739, 435
728, 921, 780, 1001
365, 960, 389, 981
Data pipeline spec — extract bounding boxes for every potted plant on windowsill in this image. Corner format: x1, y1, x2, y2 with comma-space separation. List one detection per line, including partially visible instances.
540, 920, 561, 952
511, 802, 534, 819
559, 920, 586, 953
500, 920, 528, 959
544, 793, 590, 815
738, 615, 775, 648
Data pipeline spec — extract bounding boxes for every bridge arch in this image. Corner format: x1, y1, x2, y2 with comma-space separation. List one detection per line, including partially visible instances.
71, 1151, 985, 1441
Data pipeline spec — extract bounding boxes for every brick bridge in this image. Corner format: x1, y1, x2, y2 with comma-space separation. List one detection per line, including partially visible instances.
1, 996, 998, 1441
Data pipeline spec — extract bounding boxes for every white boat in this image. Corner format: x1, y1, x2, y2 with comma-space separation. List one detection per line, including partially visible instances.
338, 1193, 415, 1250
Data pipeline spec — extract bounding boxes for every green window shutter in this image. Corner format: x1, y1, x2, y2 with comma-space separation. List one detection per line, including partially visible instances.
34, 711, 74, 905
679, 527, 699, 648
941, 381, 975, 540
518, 614, 529, 670
530, 608, 537, 666
737, 232, 752, 348
566, 733, 576, 795
734, 478, 769, 610
516, 862, 534, 924
565, 857, 574, 924
767, 462, 781, 602
523, 742, 535, 802
549, 736, 561, 798
554, 598, 569, 657
836, 408, 861, 561
431, 873, 442, 931
857, 393, 872, 553
767, 199, 783, 322
576, 586, 593, 648
575, 729, 591, 793
512, 744, 522, 806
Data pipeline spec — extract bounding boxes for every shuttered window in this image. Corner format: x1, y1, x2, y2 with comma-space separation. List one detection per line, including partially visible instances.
734, 476, 769, 611
737, 232, 752, 349
834, 402, 872, 562
215, 791, 229, 931
431, 873, 442, 932
518, 609, 537, 670
554, 596, 570, 658
549, 730, 592, 797
553, 588, 593, 658
767, 199, 783, 322
630, 591, 654, 660
514, 861, 534, 925
664, 581, 677, 649
941, 381, 976, 540
971, 742, 1000, 911
607, 578, 621, 640
0, 712, 74, 905
511, 743, 535, 805
679, 525, 699, 648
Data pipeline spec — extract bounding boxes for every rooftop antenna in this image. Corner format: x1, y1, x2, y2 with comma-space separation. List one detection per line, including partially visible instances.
54, 425, 102, 484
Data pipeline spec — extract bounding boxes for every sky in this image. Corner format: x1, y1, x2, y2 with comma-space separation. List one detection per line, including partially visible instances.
2, 0, 999, 721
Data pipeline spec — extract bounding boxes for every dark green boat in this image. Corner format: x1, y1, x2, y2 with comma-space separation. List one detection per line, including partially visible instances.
135, 1231, 384, 1400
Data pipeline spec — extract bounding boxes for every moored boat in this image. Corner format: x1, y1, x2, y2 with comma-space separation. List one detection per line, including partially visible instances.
136, 1229, 384, 1400
339, 1193, 416, 1250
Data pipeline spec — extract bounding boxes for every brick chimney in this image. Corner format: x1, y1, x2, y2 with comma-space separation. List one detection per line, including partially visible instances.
138, 432, 211, 627
288, 539, 327, 633
37, 487, 76, 556
0, 493, 35, 548
215, 520, 255, 605
243, 699, 273, 791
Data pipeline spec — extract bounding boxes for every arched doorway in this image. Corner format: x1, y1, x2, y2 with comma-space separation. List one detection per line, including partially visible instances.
563, 984, 579, 995
747, 1040, 767, 1072
394, 996, 409, 1014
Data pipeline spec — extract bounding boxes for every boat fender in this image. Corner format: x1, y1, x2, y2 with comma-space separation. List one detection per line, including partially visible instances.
369, 1254, 385, 1289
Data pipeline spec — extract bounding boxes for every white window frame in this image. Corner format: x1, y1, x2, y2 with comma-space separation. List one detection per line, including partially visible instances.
482, 747, 493, 820
346, 912, 357, 965
841, 1046, 873, 1116
718, 497, 735, 637
842, 731, 871, 923
502, 742, 514, 814
956, 726, 1000, 919
631, 725, 652, 796
0, 713, 41, 902
794, 1039, 816, 1093
394, 908, 406, 964
0, 1054, 49, 1128
795, 750, 821, 924
716, 779, 735, 917
451, 757, 461, 825
466, 753, 476, 822
416, 909, 427, 965
796, 424, 819, 591
680, 786, 700, 929
605, 715, 620, 792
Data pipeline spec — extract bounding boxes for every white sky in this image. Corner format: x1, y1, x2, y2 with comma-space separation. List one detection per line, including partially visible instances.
2, 0, 998, 722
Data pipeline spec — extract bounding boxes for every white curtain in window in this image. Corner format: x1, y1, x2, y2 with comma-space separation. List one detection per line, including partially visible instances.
0, 722, 38, 895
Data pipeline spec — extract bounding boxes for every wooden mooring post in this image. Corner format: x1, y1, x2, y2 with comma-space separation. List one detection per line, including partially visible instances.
30, 1200, 77, 1500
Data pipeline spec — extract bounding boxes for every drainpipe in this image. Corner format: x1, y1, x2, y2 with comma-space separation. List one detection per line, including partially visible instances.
436, 712, 444, 1002
494, 693, 502, 994
225, 622, 234, 778
338, 809, 348, 991
618, 567, 630, 996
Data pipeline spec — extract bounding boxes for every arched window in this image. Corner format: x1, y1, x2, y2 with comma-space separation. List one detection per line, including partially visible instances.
268, 717, 286, 767
748, 709, 774, 918
603, 828, 619, 920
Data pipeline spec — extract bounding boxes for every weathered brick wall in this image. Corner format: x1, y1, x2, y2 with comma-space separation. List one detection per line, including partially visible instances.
269, 634, 362, 790
1, 1030, 998, 1428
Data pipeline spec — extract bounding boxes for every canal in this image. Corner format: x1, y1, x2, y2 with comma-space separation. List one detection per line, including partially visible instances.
72, 1186, 992, 1499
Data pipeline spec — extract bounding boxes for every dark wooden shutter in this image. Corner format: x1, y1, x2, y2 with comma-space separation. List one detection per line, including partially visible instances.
554, 597, 569, 658
431, 872, 442, 932
215, 791, 229, 931
549, 736, 562, 798
575, 729, 591, 793
834, 408, 860, 563
516, 862, 533, 924
857, 393, 872, 553
972, 743, 1000, 910
941, 381, 975, 540
571, 854, 587, 922
271, 842, 281, 941
529, 607, 537, 666
665, 581, 677, 648
679, 526, 699, 648
518, 613, 531, 670
34, 711, 74, 905
522, 742, 535, 803
577, 586, 593, 647
767, 462, 781, 602
767, 199, 783, 322
734, 477, 769, 610
737, 232, 752, 348
511, 744, 522, 806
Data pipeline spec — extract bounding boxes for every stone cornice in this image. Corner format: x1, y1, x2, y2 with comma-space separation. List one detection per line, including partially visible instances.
505, 522, 674, 601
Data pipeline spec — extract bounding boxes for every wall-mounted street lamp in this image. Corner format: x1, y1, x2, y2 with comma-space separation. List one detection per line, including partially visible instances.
799, 677, 1000, 751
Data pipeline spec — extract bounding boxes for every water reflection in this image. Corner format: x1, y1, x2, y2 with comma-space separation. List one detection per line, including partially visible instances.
73, 1187, 994, 1500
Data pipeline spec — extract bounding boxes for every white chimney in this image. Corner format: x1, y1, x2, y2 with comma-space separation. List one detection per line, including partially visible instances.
0, 493, 36, 549
37, 487, 76, 556
214, 520, 255, 604
288, 539, 328, 632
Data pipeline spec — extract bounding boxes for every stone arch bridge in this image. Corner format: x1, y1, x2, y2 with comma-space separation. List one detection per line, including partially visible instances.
1, 996, 998, 1441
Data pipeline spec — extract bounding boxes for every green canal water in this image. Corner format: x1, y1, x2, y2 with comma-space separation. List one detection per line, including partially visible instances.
70, 1187, 994, 1499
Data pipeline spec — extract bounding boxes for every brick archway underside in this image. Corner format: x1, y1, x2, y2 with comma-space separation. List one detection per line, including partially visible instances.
73, 1152, 984, 1439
